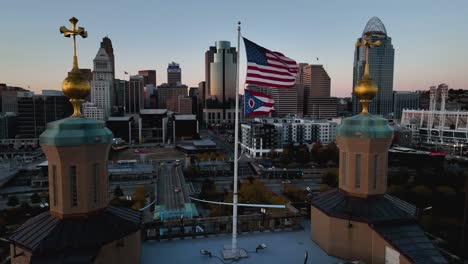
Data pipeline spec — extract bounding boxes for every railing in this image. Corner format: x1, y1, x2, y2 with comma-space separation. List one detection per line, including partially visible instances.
142, 212, 303, 241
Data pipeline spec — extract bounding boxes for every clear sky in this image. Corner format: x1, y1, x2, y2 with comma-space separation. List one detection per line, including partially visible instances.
0, 0, 467, 97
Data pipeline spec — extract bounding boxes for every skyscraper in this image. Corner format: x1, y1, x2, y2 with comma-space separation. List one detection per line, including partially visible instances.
127, 75, 144, 114
295, 63, 337, 119
352, 17, 395, 117
138, 70, 157, 87
101, 37, 115, 79
167, 62, 181, 85
203, 41, 237, 124
205, 44, 237, 100
88, 42, 114, 120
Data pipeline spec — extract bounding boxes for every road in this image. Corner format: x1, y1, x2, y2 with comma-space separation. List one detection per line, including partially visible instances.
213, 178, 322, 195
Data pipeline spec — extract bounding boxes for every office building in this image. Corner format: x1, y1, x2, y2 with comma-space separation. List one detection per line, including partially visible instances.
172, 114, 198, 140
205, 43, 237, 99
138, 70, 157, 87
248, 84, 303, 117
208, 41, 237, 110
302, 64, 331, 98
138, 109, 169, 143
177, 96, 193, 114
352, 17, 395, 116
126, 75, 144, 114
101, 37, 115, 79
82, 102, 105, 120
167, 62, 181, 85
0, 84, 29, 113
17, 91, 72, 138
393, 91, 420, 120
88, 41, 114, 120
106, 116, 134, 143
307, 97, 338, 119
0, 112, 18, 139
114, 79, 129, 109
156, 83, 187, 109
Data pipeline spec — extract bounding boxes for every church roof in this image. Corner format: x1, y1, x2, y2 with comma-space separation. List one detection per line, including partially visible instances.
8, 206, 141, 262
337, 113, 393, 139
312, 189, 447, 263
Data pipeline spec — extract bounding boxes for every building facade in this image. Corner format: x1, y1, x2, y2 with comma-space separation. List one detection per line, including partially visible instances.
17, 91, 73, 138
138, 70, 157, 87
88, 44, 114, 120
393, 91, 420, 120
167, 62, 181, 85
157, 84, 187, 109
126, 75, 145, 114
240, 117, 338, 157
352, 17, 395, 117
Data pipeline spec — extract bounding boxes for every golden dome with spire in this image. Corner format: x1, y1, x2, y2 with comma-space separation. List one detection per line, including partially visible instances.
354, 34, 381, 114
60, 17, 90, 117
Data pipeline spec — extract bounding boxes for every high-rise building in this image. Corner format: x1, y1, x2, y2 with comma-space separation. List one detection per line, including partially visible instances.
88, 43, 114, 120
393, 91, 420, 120
114, 79, 129, 109
138, 70, 157, 87
0, 84, 28, 113
302, 64, 331, 98
0, 112, 18, 139
17, 91, 72, 138
205, 46, 217, 98
203, 41, 237, 124
352, 17, 395, 116
247, 84, 303, 117
167, 62, 181, 85
101, 37, 115, 79
156, 83, 187, 109
126, 75, 144, 114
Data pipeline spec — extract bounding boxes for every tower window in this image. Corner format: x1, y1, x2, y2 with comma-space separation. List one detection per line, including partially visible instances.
355, 154, 361, 188
70, 166, 78, 207
373, 155, 378, 189
52, 165, 57, 206
93, 164, 99, 204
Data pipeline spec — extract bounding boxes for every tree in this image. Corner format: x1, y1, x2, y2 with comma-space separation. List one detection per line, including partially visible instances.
321, 169, 338, 188
30, 193, 41, 204
297, 145, 310, 164
113, 186, 124, 198
7, 196, 19, 207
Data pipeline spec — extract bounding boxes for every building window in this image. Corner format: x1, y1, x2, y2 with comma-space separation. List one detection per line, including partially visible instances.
342, 152, 347, 185
93, 164, 99, 204
373, 155, 378, 189
70, 166, 78, 207
52, 165, 57, 206
355, 154, 361, 188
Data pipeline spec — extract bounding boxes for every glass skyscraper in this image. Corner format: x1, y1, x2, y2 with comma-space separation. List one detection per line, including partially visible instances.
352, 17, 395, 117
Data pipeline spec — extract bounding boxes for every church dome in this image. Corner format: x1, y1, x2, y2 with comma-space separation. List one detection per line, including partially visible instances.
363, 16, 387, 36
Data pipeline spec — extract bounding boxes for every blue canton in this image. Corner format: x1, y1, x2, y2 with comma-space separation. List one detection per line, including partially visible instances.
243, 38, 268, 66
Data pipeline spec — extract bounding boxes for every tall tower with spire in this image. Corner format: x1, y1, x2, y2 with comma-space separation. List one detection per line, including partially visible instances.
8, 17, 141, 264
310, 32, 447, 263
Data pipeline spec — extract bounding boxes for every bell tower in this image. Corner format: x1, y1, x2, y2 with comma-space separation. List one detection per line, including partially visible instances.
336, 33, 393, 197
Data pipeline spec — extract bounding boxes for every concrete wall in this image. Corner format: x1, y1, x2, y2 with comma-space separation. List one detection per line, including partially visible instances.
311, 207, 413, 264
94, 231, 141, 264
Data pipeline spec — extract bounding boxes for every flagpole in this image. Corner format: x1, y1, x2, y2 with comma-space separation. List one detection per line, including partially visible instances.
231, 20, 241, 256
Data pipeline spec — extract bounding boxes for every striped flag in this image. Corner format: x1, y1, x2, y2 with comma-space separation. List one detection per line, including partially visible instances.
244, 89, 274, 117
243, 38, 298, 88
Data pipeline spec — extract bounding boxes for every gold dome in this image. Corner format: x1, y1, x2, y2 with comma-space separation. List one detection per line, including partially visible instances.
62, 67, 90, 100
354, 63, 378, 114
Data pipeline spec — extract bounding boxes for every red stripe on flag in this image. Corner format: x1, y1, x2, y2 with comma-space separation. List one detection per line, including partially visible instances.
246, 73, 296, 82
247, 65, 296, 77
245, 80, 295, 89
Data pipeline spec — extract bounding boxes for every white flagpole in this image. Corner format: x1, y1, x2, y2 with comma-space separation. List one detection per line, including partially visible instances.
231, 21, 241, 256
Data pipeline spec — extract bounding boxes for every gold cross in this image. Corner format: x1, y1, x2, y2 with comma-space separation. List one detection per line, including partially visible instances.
60, 17, 87, 68
355, 33, 381, 71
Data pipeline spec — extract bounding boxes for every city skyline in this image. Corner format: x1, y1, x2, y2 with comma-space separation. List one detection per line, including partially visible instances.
0, 0, 467, 97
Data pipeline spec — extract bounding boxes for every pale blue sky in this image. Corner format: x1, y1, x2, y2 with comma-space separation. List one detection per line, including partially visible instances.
0, 0, 467, 97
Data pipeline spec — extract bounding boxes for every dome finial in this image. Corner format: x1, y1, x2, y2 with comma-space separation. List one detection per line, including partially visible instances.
354, 33, 381, 114
59, 17, 90, 117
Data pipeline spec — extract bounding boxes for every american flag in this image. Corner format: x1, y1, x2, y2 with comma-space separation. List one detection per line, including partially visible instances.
243, 38, 298, 88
